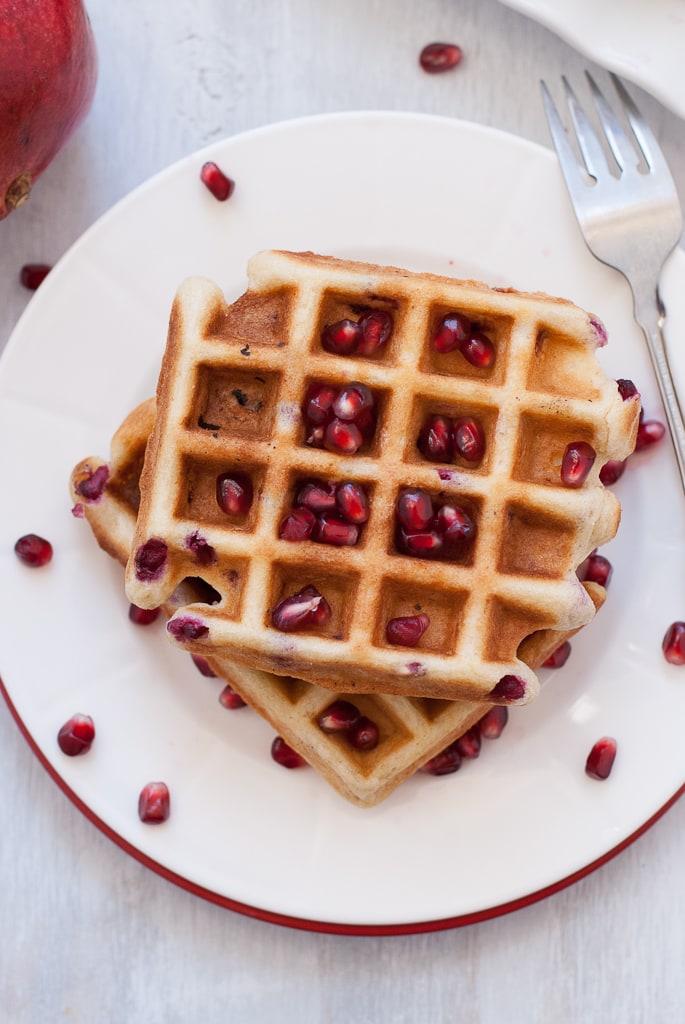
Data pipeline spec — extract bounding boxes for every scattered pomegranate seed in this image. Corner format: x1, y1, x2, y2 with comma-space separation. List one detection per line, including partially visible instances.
456, 726, 481, 759
634, 419, 666, 451
271, 585, 331, 632
138, 781, 171, 823
279, 506, 317, 542
200, 161, 234, 201
314, 513, 359, 546
303, 383, 337, 423
333, 382, 373, 421
349, 716, 380, 751
489, 674, 526, 703
386, 613, 430, 647
20, 262, 52, 290
357, 310, 393, 355
128, 603, 160, 626
167, 616, 209, 641
354, 405, 377, 439
478, 705, 508, 739
453, 416, 485, 463
397, 488, 434, 530
296, 480, 337, 513
599, 459, 626, 485
421, 742, 462, 775
317, 699, 361, 733
399, 527, 444, 558
616, 378, 639, 401
418, 414, 454, 462
460, 331, 495, 369
543, 640, 571, 668
271, 736, 307, 768
335, 481, 370, 524
75, 464, 109, 501
57, 714, 95, 756
578, 552, 612, 588
324, 417, 363, 455
134, 538, 168, 581
191, 653, 217, 677
436, 503, 476, 547
419, 42, 463, 73
321, 319, 362, 355
14, 533, 53, 567
432, 312, 470, 353
585, 737, 617, 780
216, 472, 253, 516
218, 684, 247, 709
662, 621, 685, 665
561, 441, 596, 487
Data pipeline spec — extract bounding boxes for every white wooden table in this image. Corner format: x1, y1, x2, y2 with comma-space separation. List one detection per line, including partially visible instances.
2, 2, 684, 1020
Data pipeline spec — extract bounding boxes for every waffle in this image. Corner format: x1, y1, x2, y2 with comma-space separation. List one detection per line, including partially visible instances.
123, 251, 637, 704
71, 398, 606, 807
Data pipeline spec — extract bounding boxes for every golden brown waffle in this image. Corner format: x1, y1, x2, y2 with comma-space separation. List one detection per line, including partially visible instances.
123, 251, 636, 704
71, 398, 606, 807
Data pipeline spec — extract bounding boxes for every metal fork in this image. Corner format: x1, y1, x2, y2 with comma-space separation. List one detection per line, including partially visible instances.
541, 72, 685, 492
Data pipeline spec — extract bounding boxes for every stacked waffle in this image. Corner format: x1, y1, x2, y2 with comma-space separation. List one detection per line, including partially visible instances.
70, 251, 639, 806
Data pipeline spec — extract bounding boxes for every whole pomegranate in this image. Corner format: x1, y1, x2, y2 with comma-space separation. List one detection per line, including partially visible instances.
0, 0, 97, 219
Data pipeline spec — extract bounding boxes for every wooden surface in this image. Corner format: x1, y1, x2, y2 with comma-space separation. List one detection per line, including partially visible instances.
2, 1, 684, 1020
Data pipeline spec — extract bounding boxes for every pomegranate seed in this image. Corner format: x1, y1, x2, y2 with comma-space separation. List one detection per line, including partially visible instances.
616, 378, 639, 401
386, 613, 430, 646
317, 699, 361, 733
453, 416, 485, 462
354, 406, 376, 439
561, 441, 596, 487
324, 418, 363, 454
128, 603, 160, 626
332, 382, 373, 421
543, 640, 571, 668
349, 716, 380, 751
435, 504, 476, 547
20, 263, 52, 290
191, 654, 217, 677
14, 533, 53, 567
57, 714, 95, 756
460, 331, 495, 369
138, 781, 170, 823
418, 414, 454, 462
478, 705, 508, 739
335, 481, 370, 524
314, 513, 359, 546
357, 310, 393, 355
489, 674, 526, 703
432, 312, 470, 353
279, 506, 317, 541
75, 464, 109, 501
634, 419, 666, 451
421, 742, 462, 775
167, 616, 209, 641
419, 42, 463, 73
200, 161, 234, 201
589, 317, 608, 345
218, 684, 247, 709
578, 552, 612, 588
662, 621, 685, 665
271, 585, 331, 632
216, 472, 253, 516
185, 531, 217, 567
321, 319, 362, 355
296, 480, 337, 513
271, 736, 307, 768
397, 488, 434, 530
599, 459, 626, 485
134, 538, 168, 581
303, 383, 337, 424
399, 527, 444, 558
456, 726, 481, 759
585, 737, 617, 780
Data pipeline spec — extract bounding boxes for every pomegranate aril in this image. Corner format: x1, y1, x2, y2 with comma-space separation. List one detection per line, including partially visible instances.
167, 616, 209, 641
191, 653, 217, 677
279, 506, 317, 542
303, 383, 337, 424
585, 737, 617, 781
432, 312, 470, 353
397, 488, 434, 530
599, 459, 626, 486
317, 699, 361, 733
321, 318, 361, 355
436, 504, 476, 547
57, 714, 95, 756
460, 330, 495, 369
419, 42, 463, 74
324, 418, 363, 455
357, 310, 393, 355
634, 419, 666, 451
578, 552, 612, 588
185, 531, 217, 567
14, 533, 53, 567
421, 742, 462, 775
543, 640, 571, 668
20, 263, 51, 290
216, 472, 253, 516
271, 736, 307, 768
354, 406, 376, 439
489, 674, 526, 703
296, 480, 337, 513
315, 513, 359, 546
456, 726, 481, 759
75, 464, 109, 501
662, 621, 685, 665
200, 161, 234, 201
478, 705, 508, 739
335, 481, 370, 524
418, 414, 454, 462
219, 684, 247, 709
453, 416, 485, 463
386, 613, 430, 647
616, 378, 639, 401
138, 781, 170, 823
134, 538, 168, 581
561, 441, 596, 487
332, 382, 373, 421
128, 603, 160, 626
399, 527, 443, 558
271, 585, 331, 632
349, 716, 380, 751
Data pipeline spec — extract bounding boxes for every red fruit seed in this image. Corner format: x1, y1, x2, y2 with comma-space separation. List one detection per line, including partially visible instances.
432, 312, 471, 353
489, 674, 526, 703
20, 263, 52, 290
453, 416, 485, 462
419, 42, 463, 74
662, 621, 685, 665
599, 459, 626, 486
317, 699, 361, 733
335, 481, 370, 524
296, 480, 337, 513
460, 331, 495, 369
543, 640, 571, 668
634, 419, 666, 451
397, 488, 434, 530
478, 705, 508, 739
138, 782, 171, 823
386, 613, 430, 647
585, 737, 617, 780
418, 414, 454, 462
271, 736, 307, 768
191, 654, 217, 678
218, 684, 247, 709
456, 726, 481, 759
216, 472, 253, 516
314, 513, 359, 546
421, 742, 462, 775
578, 552, 613, 588
128, 604, 160, 626
323, 418, 363, 455
57, 714, 95, 756
278, 506, 317, 542
200, 161, 234, 201
357, 310, 393, 355
14, 533, 53, 567
271, 585, 331, 632
321, 319, 362, 355
561, 441, 596, 487
349, 716, 380, 751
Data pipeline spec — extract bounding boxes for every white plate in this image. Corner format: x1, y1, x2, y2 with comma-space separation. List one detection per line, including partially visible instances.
499, 0, 685, 119
1, 112, 685, 933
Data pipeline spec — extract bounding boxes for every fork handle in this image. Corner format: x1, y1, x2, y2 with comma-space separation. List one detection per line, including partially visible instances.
634, 289, 685, 494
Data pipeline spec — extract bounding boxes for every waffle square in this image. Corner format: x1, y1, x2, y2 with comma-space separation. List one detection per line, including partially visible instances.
123, 251, 637, 704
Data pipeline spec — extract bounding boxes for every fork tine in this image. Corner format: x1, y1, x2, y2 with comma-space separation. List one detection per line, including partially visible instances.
561, 76, 608, 181
609, 73, 671, 177
585, 71, 636, 172
540, 80, 588, 202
